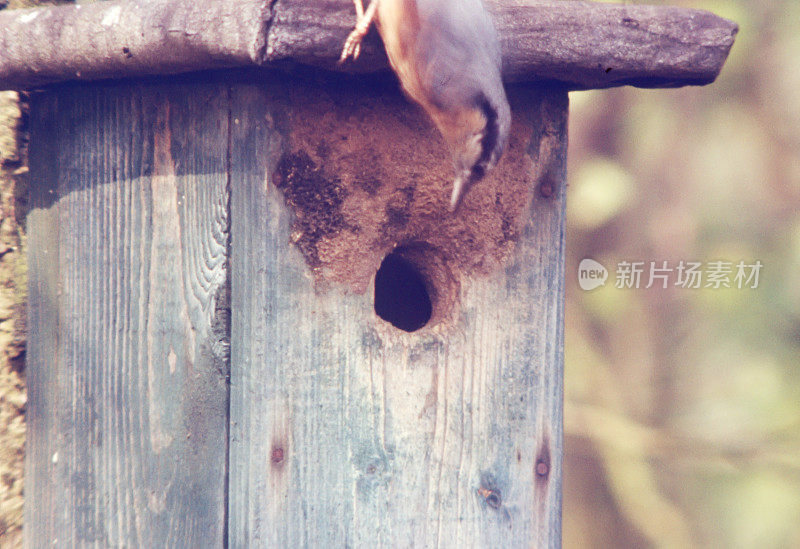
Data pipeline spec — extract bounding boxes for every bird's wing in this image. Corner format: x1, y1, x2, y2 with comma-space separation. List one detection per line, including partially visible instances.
414, 0, 503, 110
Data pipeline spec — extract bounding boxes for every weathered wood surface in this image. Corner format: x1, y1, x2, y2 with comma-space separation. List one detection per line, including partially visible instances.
227, 82, 566, 546
25, 83, 231, 547
0, 0, 271, 91
25, 76, 566, 545
0, 0, 737, 90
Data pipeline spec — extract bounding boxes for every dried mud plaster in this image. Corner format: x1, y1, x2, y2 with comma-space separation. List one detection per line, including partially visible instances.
269, 76, 564, 326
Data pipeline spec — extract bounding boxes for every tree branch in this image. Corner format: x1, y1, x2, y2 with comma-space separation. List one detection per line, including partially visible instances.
0, 0, 737, 90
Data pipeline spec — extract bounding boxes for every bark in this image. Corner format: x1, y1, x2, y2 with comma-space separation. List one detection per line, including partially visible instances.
0, 0, 738, 90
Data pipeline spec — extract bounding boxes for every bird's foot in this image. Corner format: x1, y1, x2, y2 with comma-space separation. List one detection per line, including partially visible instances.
340, 28, 367, 62
339, 0, 379, 63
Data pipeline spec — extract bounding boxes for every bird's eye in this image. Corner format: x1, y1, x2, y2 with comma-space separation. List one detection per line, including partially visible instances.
470, 164, 486, 180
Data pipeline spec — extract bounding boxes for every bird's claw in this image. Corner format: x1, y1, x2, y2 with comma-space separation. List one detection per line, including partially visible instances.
339, 30, 364, 63
339, 0, 378, 64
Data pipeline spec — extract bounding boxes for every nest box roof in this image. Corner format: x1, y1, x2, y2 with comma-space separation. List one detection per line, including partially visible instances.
0, 0, 737, 91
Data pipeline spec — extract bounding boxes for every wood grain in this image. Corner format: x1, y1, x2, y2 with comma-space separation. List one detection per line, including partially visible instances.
25, 76, 566, 545
227, 82, 566, 547
25, 83, 230, 547
0, 0, 737, 90
0, 0, 271, 90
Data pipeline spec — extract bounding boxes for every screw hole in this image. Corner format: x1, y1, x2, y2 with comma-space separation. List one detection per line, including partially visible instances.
374, 251, 432, 332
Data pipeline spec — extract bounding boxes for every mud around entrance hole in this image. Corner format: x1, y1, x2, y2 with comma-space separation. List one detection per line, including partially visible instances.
269, 77, 553, 329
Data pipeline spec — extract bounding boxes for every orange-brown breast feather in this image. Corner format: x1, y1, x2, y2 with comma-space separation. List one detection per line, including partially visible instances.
376, 0, 431, 113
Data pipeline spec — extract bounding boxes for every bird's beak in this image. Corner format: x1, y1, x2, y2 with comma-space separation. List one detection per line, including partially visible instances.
449, 174, 468, 212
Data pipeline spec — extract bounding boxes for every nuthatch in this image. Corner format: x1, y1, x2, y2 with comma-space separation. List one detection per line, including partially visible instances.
340, 0, 511, 211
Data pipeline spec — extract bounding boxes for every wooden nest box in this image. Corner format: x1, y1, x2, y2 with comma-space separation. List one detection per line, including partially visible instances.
0, 0, 736, 546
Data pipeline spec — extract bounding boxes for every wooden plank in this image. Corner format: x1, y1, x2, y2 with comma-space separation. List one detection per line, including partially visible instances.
25, 82, 230, 547
0, 0, 271, 90
0, 0, 737, 91
269, 0, 738, 89
25, 77, 61, 549
228, 81, 566, 546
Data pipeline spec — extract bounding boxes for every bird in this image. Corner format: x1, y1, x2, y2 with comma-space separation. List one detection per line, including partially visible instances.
339, 0, 511, 212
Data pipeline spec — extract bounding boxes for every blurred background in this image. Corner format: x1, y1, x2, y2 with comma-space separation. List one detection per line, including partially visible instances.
564, 1, 800, 547
1, 0, 799, 547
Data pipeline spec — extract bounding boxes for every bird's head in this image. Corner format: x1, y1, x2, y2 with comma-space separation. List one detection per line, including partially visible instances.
434, 93, 510, 212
